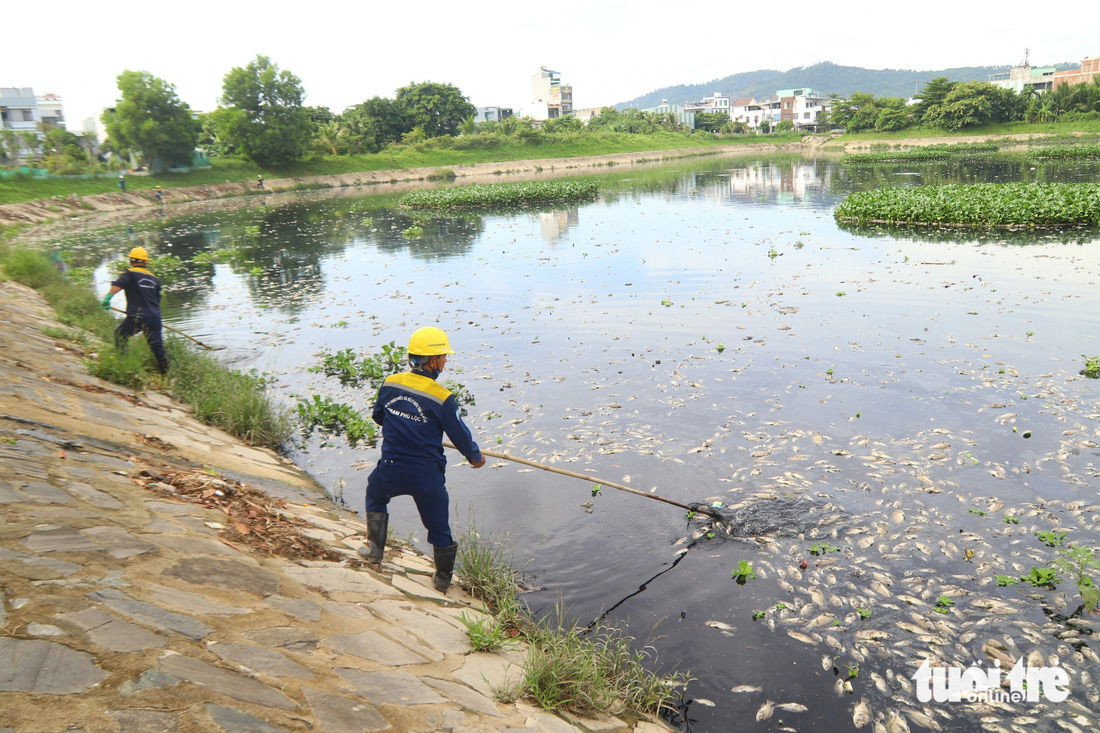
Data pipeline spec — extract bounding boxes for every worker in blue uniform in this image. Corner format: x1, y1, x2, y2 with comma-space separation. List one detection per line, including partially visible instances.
100, 246, 168, 374
360, 326, 484, 593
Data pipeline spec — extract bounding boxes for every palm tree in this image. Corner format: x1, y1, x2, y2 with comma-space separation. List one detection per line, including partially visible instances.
459, 115, 477, 136
313, 121, 347, 156
498, 116, 519, 137
542, 117, 562, 133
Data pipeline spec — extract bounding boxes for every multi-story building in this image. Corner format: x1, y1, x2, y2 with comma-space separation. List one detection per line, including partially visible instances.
684, 92, 731, 119
731, 98, 763, 129
1051, 57, 1100, 89
988, 63, 1058, 93
36, 93, 65, 128
1, 87, 40, 134
777, 88, 831, 131
529, 67, 573, 120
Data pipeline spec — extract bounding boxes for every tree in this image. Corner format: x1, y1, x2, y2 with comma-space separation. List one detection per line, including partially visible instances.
394, 81, 475, 138
694, 111, 728, 132
219, 55, 312, 167
925, 82, 1020, 130
914, 76, 957, 122
312, 120, 346, 156
775, 119, 795, 133
103, 70, 199, 170
42, 128, 89, 173
344, 97, 412, 152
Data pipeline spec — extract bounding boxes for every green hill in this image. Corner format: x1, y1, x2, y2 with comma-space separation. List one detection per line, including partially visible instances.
618, 60, 1078, 108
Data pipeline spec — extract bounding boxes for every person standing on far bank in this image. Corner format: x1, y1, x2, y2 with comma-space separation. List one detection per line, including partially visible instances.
118, 173, 125, 192
360, 327, 484, 593
100, 247, 169, 374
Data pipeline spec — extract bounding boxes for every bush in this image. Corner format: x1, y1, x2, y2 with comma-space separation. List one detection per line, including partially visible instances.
2, 248, 63, 288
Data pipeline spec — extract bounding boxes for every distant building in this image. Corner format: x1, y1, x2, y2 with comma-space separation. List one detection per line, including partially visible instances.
475, 106, 514, 124
641, 99, 695, 129
1, 87, 69, 160
685, 92, 731, 119
1, 87, 41, 135
989, 51, 1058, 93
776, 88, 831, 132
36, 93, 64, 128
731, 98, 764, 129
528, 66, 573, 121
572, 107, 603, 124
1051, 56, 1100, 89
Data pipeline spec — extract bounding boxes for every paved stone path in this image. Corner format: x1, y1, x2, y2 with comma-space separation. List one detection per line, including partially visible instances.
0, 280, 672, 732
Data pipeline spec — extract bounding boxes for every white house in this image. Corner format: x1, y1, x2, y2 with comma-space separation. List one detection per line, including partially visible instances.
685, 92, 732, 119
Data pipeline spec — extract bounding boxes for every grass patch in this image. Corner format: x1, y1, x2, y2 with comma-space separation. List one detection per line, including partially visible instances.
400, 179, 598, 210
457, 529, 688, 717
167, 340, 292, 447
835, 182, 1100, 228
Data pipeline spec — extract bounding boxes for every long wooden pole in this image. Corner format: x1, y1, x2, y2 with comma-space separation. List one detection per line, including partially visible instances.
443, 441, 722, 519
110, 306, 221, 350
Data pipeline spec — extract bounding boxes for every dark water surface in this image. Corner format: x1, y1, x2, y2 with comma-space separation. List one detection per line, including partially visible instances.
59, 153, 1100, 731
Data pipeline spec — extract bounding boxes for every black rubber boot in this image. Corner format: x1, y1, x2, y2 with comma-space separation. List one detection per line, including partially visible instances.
357, 512, 388, 566
432, 542, 459, 593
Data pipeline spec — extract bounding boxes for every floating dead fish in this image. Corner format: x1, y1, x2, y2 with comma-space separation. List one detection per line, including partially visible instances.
776, 702, 809, 713
853, 697, 872, 729
694, 698, 716, 707
730, 685, 762, 694
756, 700, 775, 721
787, 631, 817, 645
705, 620, 737, 634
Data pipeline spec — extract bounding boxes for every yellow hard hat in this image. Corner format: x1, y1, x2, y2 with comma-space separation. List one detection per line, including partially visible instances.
129, 246, 149, 261
408, 327, 455, 356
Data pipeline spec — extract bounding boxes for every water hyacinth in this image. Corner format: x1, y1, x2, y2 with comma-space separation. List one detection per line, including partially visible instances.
842, 142, 1000, 165
1030, 143, 1100, 161
834, 182, 1100, 228
399, 180, 598, 210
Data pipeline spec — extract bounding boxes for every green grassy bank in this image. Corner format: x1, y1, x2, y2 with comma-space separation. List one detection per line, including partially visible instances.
0, 229, 291, 449
0, 130, 784, 206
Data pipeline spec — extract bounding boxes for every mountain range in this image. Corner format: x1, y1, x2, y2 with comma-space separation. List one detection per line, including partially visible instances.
617, 60, 1078, 108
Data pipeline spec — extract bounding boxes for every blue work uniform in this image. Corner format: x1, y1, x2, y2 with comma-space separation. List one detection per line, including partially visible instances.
365, 368, 482, 547
111, 267, 168, 373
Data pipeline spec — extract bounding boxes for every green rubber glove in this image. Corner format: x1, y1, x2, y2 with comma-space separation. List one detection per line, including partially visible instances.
100, 294, 112, 311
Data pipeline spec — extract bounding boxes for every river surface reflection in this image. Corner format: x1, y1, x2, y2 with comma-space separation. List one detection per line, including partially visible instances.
63, 153, 1100, 731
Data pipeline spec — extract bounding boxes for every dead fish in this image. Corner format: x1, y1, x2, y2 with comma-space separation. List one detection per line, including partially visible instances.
705, 620, 737, 634
731, 684, 763, 694
756, 700, 775, 721
787, 631, 817, 645
903, 708, 942, 731
776, 702, 809, 713
694, 698, 716, 707
853, 697, 872, 729
886, 711, 911, 733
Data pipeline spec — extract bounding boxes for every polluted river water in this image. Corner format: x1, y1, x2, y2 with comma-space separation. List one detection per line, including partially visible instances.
63, 152, 1100, 731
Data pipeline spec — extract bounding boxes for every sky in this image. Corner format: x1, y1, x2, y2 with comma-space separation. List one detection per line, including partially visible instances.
7, 1, 1096, 130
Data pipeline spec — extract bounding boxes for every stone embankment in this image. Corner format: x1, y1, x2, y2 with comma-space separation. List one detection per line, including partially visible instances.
0, 144, 794, 228
0, 279, 670, 732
